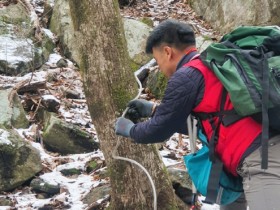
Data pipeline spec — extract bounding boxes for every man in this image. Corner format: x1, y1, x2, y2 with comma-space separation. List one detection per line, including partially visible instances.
115, 19, 280, 210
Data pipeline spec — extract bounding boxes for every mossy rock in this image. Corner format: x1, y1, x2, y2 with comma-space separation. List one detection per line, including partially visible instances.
0, 3, 30, 25
82, 184, 111, 206
86, 159, 104, 173
146, 69, 168, 99
0, 128, 42, 191
60, 168, 82, 176
0, 88, 29, 129
139, 17, 154, 27
43, 115, 99, 155
30, 178, 60, 195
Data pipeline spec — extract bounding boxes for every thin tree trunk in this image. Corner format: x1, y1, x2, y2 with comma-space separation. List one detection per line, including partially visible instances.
68, 1, 187, 209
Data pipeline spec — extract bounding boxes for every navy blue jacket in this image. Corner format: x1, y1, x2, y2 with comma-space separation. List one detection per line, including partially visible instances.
130, 51, 205, 143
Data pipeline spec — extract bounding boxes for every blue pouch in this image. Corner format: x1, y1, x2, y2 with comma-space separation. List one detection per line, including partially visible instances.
183, 130, 243, 205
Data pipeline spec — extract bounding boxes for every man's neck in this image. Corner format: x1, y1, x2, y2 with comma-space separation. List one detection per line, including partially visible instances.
176, 50, 198, 70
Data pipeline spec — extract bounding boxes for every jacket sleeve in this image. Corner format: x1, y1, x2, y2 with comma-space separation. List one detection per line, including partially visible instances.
130, 67, 204, 144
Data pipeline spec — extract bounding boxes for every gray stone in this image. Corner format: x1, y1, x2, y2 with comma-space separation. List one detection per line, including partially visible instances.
167, 167, 192, 190
43, 115, 99, 154
196, 36, 213, 52
82, 184, 110, 206
190, 0, 280, 33
0, 128, 42, 191
0, 88, 29, 129
123, 18, 153, 65
0, 35, 44, 76
0, 3, 30, 24
0, 196, 13, 206
146, 67, 168, 99
0, 3, 46, 76
30, 178, 60, 195
41, 29, 56, 62
60, 168, 82, 176
49, 0, 78, 63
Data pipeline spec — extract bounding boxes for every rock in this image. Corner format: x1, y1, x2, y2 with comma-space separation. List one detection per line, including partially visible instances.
0, 196, 13, 206
0, 88, 29, 129
30, 178, 60, 196
146, 67, 168, 99
41, 95, 60, 113
56, 58, 68, 68
42, 0, 54, 28
118, 0, 136, 7
41, 29, 56, 62
196, 36, 213, 52
0, 127, 42, 191
85, 159, 104, 173
82, 183, 111, 206
43, 115, 99, 154
60, 168, 82, 176
123, 18, 153, 66
0, 3, 30, 24
190, 0, 280, 33
0, 35, 44, 76
50, 0, 152, 66
64, 89, 80, 99
0, 3, 46, 76
49, 0, 78, 63
167, 167, 192, 190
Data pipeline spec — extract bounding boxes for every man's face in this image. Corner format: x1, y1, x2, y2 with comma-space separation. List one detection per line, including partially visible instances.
152, 45, 176, 78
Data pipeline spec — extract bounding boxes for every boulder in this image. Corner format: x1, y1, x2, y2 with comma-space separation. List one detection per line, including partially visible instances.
167, 167, 192, 190
50, 0, 152, 66
49, 0, 78, 63
0, 3, 47, 75
0, 34, 44, 76
190, 0, 280, 33
43, 114, 99, 154
0, 88, 29, 129
146, 67, 168, 99
123, 18, 153, 66
0, 127, 42, 191
41, 29, 56, 62
30, 178, 60, 196
0, 2, 30, 24
196, 36, 213, 52
82, 184, 110, 207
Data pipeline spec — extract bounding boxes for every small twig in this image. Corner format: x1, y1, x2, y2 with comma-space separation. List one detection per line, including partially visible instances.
30, 98, 42, 121
8, 79, 29, 107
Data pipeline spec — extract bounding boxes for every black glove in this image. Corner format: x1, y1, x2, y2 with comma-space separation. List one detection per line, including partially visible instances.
115, 117, 135, 138
127, 99, 154, 120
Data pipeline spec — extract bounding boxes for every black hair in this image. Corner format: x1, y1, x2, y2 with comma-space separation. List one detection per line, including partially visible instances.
145, 19, 196, 54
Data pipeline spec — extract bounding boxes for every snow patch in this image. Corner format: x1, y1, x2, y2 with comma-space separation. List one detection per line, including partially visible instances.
42, 94, 60, 103
46, 53, 63, 66
0, 129, 12, 145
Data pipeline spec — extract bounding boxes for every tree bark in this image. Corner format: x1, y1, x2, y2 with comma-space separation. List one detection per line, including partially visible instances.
68, 1, 187, 209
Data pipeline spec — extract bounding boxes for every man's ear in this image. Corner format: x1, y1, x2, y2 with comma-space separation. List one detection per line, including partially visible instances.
163, 46, 173, 60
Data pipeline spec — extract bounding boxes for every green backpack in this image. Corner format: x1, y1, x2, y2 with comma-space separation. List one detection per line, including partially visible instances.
200, 26, 280, 169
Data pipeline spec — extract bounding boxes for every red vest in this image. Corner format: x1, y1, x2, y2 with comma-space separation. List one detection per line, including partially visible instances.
185, 59, 262, 176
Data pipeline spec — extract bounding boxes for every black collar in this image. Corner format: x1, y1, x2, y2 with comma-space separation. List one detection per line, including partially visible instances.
176, 51, 199, 70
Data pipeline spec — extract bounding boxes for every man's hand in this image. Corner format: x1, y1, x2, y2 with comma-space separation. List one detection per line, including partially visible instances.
127, 99, 154, 120
115, 117, 135, 138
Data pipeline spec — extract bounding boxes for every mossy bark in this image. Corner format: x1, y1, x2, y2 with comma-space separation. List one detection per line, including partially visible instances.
68, 1, 186, 209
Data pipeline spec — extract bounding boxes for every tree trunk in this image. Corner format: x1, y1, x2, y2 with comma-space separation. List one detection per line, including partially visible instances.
68, 1, 187, 209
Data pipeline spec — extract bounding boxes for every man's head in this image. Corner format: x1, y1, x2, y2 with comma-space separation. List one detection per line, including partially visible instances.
146, 20, 196, 78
